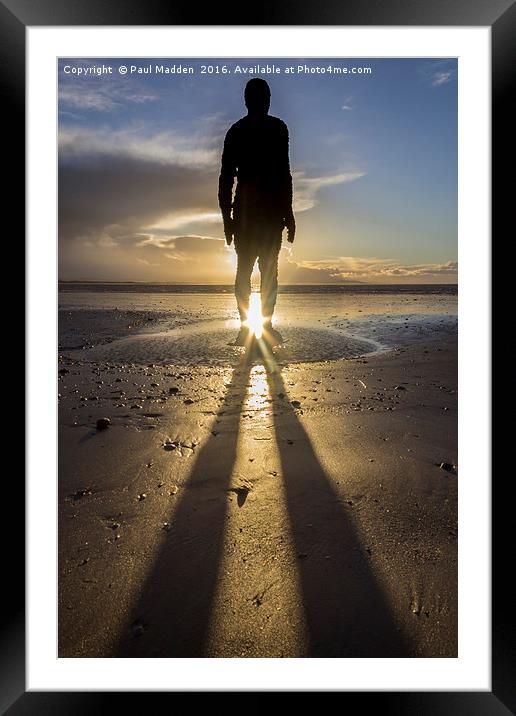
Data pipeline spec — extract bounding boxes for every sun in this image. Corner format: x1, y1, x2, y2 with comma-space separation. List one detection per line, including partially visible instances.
246, 292, 264, 339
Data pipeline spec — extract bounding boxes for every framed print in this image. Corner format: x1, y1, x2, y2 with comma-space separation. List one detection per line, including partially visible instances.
4, 0, 511, 709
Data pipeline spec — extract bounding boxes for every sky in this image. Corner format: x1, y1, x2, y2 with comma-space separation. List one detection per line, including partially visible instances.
58, 57, 457, 284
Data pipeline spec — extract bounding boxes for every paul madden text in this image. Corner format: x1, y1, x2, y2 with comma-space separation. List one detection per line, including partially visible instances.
62, 63, 373, 77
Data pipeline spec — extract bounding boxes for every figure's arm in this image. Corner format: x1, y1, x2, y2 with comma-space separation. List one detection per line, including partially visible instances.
280, 122, 295, 243
218, 126, 237, 245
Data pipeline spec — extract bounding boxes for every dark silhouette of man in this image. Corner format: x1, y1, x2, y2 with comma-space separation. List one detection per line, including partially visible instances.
218, 78, 295, 346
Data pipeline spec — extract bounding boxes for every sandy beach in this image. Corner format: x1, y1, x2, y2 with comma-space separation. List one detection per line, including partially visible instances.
58, 287, 457, 658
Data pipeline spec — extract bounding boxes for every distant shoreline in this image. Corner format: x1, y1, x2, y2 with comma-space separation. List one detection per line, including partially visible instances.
58, 282, 458, 295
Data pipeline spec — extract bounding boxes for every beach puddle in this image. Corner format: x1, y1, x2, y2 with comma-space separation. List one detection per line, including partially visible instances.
71, 321, 380, 366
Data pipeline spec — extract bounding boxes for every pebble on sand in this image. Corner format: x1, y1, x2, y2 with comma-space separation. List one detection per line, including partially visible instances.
132, 623, 145, 637
438, 462, 457, 474
96, 417, 111, 431
71, 487, 93, 501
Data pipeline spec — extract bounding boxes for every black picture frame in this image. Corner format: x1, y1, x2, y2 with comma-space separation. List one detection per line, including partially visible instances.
5, 0, 509, 710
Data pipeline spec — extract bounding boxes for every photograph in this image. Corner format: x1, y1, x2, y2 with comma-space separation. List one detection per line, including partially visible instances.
57, 56, 459, 659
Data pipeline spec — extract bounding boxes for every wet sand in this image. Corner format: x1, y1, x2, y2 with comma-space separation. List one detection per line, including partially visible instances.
58, 290, 457, 658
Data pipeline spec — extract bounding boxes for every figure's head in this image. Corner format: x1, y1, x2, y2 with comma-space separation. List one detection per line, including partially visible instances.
244, 78, 271, 115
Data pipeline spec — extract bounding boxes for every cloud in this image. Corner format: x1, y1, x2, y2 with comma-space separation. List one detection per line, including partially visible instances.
59, 125, 219, 168
137, 234, 227, 258
59, 144, 446, 283
58, 151, 220, 247
340, 95, 354, 111
382, 260, 457, 277
287, 256, 457, 282
293, 170, 365, 212
59, 232, 235, 283
59, 217, 457, 284
279, 254, 352, 284
59, 123, 362, 249
146, 211, 222, 232
59, 84, 158, 112
58, 118, 367, 281
138, 234, 231, 272
431, 70, 454, 87
420, 60, 457, 88
58, 61, 159, 112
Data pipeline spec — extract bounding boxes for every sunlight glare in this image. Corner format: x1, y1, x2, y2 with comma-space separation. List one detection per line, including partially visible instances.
247, 292, 264, 339
245, 365, 269, 411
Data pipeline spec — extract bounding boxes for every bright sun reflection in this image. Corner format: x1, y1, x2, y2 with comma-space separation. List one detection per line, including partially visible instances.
245, 365, 269, 410
246, 292, 264, 339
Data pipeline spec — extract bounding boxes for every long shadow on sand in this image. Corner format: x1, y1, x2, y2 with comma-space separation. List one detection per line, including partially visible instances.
115, 344, 409, 657
267, 369, 409, 656
115, 358, 253, 657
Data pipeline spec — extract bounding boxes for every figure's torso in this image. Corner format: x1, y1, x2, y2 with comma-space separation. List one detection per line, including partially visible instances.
230, 114, 290, 232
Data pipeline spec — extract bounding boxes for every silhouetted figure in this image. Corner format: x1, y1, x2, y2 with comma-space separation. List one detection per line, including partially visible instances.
219, 78, 295, 346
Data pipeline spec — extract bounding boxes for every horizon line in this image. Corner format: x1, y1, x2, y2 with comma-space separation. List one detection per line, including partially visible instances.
58, 280, 458, 286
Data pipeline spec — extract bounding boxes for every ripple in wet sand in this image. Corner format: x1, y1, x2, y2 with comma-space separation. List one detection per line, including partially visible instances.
74, 325, 379, 366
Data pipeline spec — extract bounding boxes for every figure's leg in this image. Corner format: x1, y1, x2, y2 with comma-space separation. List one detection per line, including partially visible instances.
258, 238, 282, 325
235, 245, 256, 323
